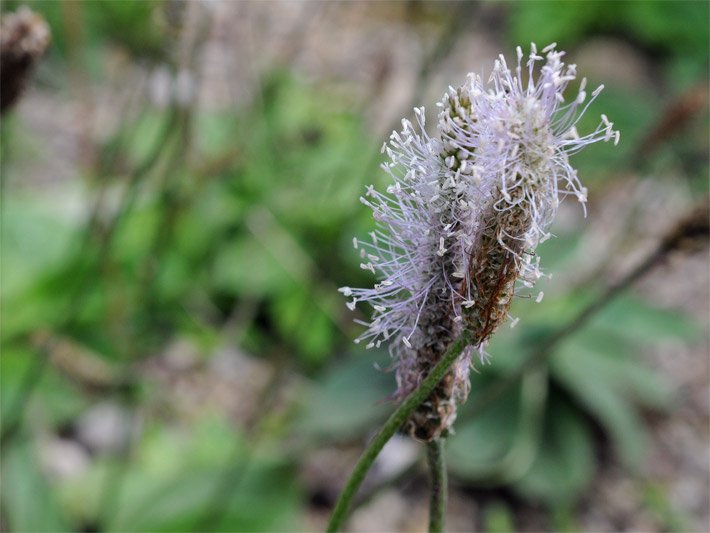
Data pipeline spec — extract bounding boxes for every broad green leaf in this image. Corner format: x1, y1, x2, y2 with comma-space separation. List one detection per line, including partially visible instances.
296, 352, 393, 441
591, 295, 699, 342
1, 192, 75, 301
509, 1, 708, 66
565, 328, 674, 410
446, 384, 521, 480
154, 250, 196, 302
119, 111, 169, 166
515, 398, 595, 505
174, 182, 243, 260
551, 340, 648, 469
106, 461, 301, 532
2, 279, 66, 340
297, 306, 336, 364
94, 0, 166, 60
90, 416, 303, 532
210, 459, 302, 533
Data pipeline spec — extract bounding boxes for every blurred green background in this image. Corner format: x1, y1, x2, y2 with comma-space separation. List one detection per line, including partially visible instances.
1, 1, 708, 531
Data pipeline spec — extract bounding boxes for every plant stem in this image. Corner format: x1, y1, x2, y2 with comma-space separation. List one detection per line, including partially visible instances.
326, 333, 470, 533
427, 439, 447, 533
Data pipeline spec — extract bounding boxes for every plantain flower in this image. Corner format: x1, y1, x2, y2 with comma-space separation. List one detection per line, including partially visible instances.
340, 43, 619, 441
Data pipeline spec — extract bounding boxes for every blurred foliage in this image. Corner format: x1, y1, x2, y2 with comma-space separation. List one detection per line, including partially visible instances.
508, 0, 710, 187
483, 502, 516, 533
295, 350, 392, 441
1, 0, 707, 531
445, 283, 697, 506
508, 0, 709, 66
3, 440, 69, 532
642, 482, 690, 533
3, 0, 170, 64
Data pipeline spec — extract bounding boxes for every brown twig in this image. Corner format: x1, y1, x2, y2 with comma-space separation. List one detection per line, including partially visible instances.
634, 84, 708, 163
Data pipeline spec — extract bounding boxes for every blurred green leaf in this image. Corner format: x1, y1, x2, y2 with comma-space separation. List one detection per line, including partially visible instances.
113, 204, 162, 264
623, 1, 709, 61
108, 463, 301, 533
515, 398, 595, 505
176, 181, 243, 253
447, 383, 521, 480
82, 416, 304, 532
550, 337, 648, 469
509, 1, 709, 67
591, 295, 699, 342
2, 441, 68, 532
551, 505, 580, 532
483, 501, 516, 533
508, 1, 604, 46
195, 113, 243, 160
117, 111, 171, 170
270, 284, 337, 364
210, 459, 302, 532
1, 345, 88, 428
213, 235, 292, 297
488, 290, 592, 374
535, 230, 583, 271
1, 192, 75, 301
17, 0, 166, 65
93, 0, 166, 61
296, 352, 393, 441
572, 86, 656, 175
567, 328, 674, 410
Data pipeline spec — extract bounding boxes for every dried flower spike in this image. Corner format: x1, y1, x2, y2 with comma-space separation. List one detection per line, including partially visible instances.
0, 6, 51, 114
341, 43, 619, 441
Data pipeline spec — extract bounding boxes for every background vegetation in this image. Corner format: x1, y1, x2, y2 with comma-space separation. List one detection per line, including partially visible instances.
1, 1, 708, 531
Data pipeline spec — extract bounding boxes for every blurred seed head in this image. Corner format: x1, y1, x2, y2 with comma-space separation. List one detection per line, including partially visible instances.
0, 6, 50, 114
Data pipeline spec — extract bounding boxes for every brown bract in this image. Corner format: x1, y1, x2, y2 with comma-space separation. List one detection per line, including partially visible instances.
464, 195, 531, 345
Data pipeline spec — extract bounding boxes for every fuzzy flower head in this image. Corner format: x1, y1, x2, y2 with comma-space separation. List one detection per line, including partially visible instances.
341, 43, 619, 440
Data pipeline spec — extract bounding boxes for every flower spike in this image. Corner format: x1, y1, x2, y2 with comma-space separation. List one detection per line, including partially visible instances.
341, 44, 619, 440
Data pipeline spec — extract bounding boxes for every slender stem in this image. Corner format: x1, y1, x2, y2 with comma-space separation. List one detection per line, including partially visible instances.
326, 333, 470, 533
427, 439, 447, 533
